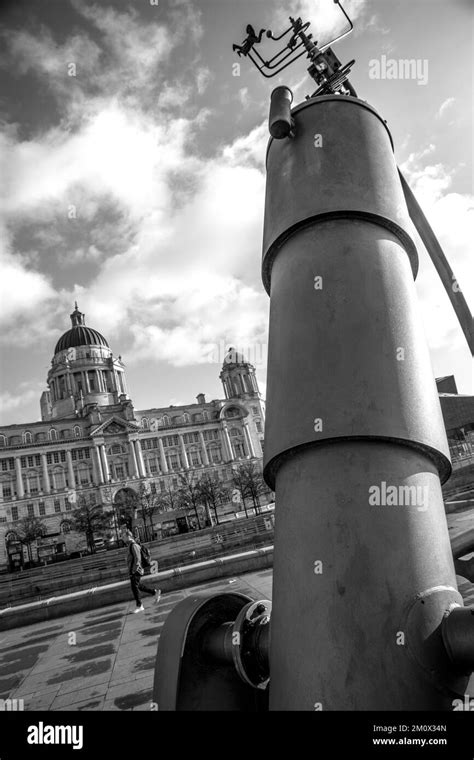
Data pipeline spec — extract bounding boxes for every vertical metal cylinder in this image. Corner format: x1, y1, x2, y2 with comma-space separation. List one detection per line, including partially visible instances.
269, 86, 293, 139
262, 96, 468, 710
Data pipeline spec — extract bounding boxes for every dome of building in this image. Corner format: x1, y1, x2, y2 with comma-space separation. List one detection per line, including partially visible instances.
54, 304, 109, 354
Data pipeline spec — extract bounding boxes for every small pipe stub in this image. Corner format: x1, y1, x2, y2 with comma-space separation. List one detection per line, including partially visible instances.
269, 86, 294, 139
441, 605, 474, 673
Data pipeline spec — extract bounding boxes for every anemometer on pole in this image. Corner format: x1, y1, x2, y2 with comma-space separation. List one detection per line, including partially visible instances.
153, 1, 474, 711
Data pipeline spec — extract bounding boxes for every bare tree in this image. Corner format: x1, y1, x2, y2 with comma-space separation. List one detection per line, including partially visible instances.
176, 472, 204, 529
70, 495, 111, 553
233, 462, 269, 514
198, 473, 230, 525
134, 483, 163, 541
231, 466, 250, 517
16, 516, 47, 565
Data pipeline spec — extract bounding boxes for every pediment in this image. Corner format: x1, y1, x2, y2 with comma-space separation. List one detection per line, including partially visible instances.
91, 416, 139, 437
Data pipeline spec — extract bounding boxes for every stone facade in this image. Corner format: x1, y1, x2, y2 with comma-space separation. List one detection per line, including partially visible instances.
0, 307, 266, 571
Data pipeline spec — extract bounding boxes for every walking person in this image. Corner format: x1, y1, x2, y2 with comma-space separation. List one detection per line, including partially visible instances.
121, 528, 161, 613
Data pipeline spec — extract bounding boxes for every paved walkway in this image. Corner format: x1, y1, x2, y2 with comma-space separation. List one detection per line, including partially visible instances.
1, 564, 472, 711
0, 569, 272, 711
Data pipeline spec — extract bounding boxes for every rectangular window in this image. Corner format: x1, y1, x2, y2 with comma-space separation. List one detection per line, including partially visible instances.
3, 484, 12, 498
39, 502, 46, 516
160, 481, 165, 493
150, 482, 157, 495
20, 457, 26, 468
190, 451, 201, 467
0, 515, 6, 523
47, 453, 52, 465
35, 455, 41, 466
11, 506, 18, 521
1, 461, 7, 471
60, 452, 66, 463
167, 453, 180, 471
204, 430, 219, 442
27, 456, 34, 467
53, 452, 59, 463
65, 500, 71, 511
184, 433, 200, 444
115, 465, 125, 479
54, 499, 61, 513
211, 448, 222, 464
27, 503, 35, 517
89, 493, 96, 505
256, 421, 263, 433
54, 472, 65, 489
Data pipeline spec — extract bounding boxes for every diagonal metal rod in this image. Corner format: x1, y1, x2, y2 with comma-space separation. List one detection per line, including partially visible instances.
399, 169, 474, 355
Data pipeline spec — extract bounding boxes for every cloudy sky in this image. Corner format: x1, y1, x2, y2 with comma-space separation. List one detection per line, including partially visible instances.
0, 0, 472, 425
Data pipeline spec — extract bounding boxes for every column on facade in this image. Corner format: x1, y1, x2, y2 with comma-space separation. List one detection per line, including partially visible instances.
243, 422, 255, 458
41, 453, 51, 493
66, 450, 76, 489
158, 438, 168, 474
221, 423, 234, 462
134, 440, 146, 477
199, 432, 210, 466
100, 445, 110, 482
92, 445, 104, 485
129, 440, 139, 478
14, 457, 24, 499
179, 435, 189, 469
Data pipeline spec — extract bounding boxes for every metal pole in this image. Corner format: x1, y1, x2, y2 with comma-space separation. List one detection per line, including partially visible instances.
262, 95, 469, 710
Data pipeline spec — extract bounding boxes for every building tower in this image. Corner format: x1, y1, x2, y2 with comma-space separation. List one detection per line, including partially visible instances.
40, 304, 128, 420
219, 347, 260, 400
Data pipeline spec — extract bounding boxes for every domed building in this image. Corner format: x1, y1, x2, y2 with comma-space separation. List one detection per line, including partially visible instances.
0, 309, 268, 571
41, 303, 128, 421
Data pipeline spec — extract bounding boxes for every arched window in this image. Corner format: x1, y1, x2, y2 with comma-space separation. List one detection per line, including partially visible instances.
183, 413, 190, 424
163, 415, 170, 426
73, 426, 81, 438
60, 520, 72, 534
23, 431, 32, 444
226, 407, 240, 419
49, 428, 58, 441
141, 418, 149, 430
0, 435, 6, 447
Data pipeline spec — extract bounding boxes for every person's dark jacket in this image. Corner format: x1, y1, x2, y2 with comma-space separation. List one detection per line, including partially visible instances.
127, 540, 144, 576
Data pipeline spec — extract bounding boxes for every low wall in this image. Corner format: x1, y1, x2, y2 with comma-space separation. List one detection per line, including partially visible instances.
0, 546, 273, 631
0, 513, 275, 607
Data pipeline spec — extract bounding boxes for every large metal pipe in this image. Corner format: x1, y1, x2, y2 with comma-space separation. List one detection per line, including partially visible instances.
262, 95, 470, 709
